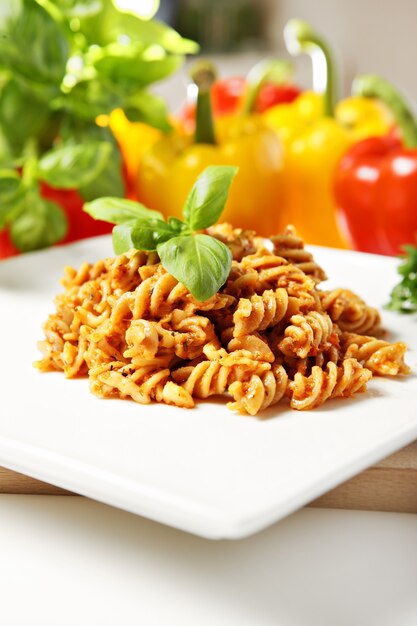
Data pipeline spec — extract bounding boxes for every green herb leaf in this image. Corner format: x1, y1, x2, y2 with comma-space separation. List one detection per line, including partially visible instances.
93, 48, 183, 92
157, 234, 232, 301
84, 197, 163, 224
167, 216, 187, 233
112, 220, 135, 255
53, 0, 103, 18
0, 80, 50, 157
36, 142, 112, 189
0, 170, 25, 228
386, 245, 417, 314
182, 165, 238, 231
58, 122, 125, 200
10, 195, 67, 252
78, 142, 125, 200
124, 92, 172, 132
86, 165, 237, 300
81, 4, 198, 54
60, 79, 122, 121
0, 0, 69, 86
130, 219, 176, 251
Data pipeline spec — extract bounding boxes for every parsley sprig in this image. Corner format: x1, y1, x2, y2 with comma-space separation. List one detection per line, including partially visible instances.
84, 165, 238, 301
386, 244, 417, 314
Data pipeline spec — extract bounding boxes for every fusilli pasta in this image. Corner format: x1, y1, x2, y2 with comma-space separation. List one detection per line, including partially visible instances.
35, 224, 409, 416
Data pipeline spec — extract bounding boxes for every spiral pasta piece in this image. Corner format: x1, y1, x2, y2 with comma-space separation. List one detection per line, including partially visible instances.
90, 362, 171, 405
228, 364, 288, 416
207, 223, 265, 261
289, 359, 371, 410
172, 361, 233, 398
227, 334, 275, 362
271, 225, 327, 283
278, 311, 334, 359
233, 288, 300, 337
320, 289, 381, 336
341, 333, 409, 376
289, 363, 336, 410
332, 358, 372, 397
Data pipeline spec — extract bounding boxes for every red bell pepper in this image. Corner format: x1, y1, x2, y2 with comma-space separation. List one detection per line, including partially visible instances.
254, 82, 301, 113
335, 75, 417, 256
0, 229, 18, 260
180, 59, 301, 132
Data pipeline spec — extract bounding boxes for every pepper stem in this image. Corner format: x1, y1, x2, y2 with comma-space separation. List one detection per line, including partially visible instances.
352, 75, 417, 149
284, 19, 336, 117
189, 61, 217, 145
241, 59, 293, 114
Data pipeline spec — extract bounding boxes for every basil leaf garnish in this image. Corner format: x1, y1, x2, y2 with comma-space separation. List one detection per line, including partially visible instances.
112, 221, 136, 256
182, 165, 238, 231
131, 219, 177, 251
84, 197, 163, 224
84, 164, 237, 301
113, 218, 176, 254
157, 234, 232, 301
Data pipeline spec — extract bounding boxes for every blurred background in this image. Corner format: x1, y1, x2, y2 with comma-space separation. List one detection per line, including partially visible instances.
154, 0, 417, 108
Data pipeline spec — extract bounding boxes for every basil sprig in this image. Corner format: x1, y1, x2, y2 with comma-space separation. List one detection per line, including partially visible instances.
85, 165, 238, 301
0, 0, 198, 253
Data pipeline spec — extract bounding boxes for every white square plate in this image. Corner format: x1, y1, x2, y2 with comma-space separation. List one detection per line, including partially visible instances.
1, 236, 416, 539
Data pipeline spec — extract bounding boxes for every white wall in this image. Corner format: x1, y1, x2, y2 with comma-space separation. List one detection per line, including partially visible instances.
265, 0, 417, 105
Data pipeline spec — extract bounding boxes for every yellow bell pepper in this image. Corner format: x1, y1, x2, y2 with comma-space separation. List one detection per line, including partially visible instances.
107, 109, 163, 199
335, 96, 393, 142
262, 21, 393, 248
138, 62, 285, 235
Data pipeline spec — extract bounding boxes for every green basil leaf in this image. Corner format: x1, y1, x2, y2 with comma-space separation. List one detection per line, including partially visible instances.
93, 49, 183, 92
112, 220, 135, 255
37, 142, 112, 189
58, 122, 125, 200
81, 4, 198, 54
182, 165, 238, 231
84, 197, 163, 224
157, 234, 232, 301
130, 219, 176, 251
0, 0, 69, 86
79, 160, 125, 201
78, 142, 125, 200
0, 170, 25, 228
0, 170, 22, 203
125, 18, 198, 55
61, 79, 122, 120
167, 216, 186, 233
0, 131, 14, 168
53, 0, 103, 18
124, 92, 172, 132
10, 196, 67, 252
59, 114, 114, 145
0, 79, 50, 157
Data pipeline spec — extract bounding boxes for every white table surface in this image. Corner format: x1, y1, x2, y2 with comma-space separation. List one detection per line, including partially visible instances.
0, 497, 416, 626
